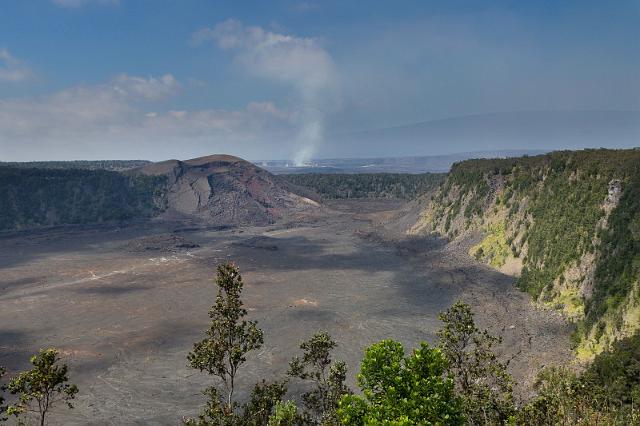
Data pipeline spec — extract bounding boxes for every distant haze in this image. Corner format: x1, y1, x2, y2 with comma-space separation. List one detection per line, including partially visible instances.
322, 110, 640, 159
259, 149, 548, 174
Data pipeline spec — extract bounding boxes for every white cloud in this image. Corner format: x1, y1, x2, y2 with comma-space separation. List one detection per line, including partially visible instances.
195, 19, 337, 101
52, 0, 118, 8
0, 74, 296, 161
142, 101, 292, 136
112, 73, 181, 100
194, 19, 341, 164
0, 49, 34, 83
0, 74, 179, 137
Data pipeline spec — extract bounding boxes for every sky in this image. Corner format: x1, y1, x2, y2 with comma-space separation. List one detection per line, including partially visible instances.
0, 0, 638, 162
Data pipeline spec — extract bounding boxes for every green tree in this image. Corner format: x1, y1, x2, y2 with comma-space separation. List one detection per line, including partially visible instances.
6, 348, 78, 426
582, 330, 640, 408
437, 301, 515, 424
240, 380, 289, 425
338, 340, 464, 425
268, 401, 302, 426
187, 263, 264, 419
288, 332, 350, 424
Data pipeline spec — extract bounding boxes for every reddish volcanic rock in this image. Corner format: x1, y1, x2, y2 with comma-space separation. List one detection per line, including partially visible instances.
136, 154, 320, 226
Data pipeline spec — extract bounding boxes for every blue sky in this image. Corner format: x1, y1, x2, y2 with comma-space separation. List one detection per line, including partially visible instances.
0, 0, 638, 161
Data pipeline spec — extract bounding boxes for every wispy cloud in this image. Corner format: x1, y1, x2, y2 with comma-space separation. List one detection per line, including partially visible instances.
112, 73, 181, 100
290, 1, 320, 13
193, 19, 340, 165
0, 74, 178, 138
52, 0, 118, 8
0, 49, 34, 83
0, 74, 296, 161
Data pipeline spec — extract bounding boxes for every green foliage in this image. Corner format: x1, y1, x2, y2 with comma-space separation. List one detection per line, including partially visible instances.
586, 168, 640, 331
280, 173, 444, 200
437, 301, 515, 424
6, 348, 78, 426
240, 380, 289, 426
470, 222, 511, 268
288, 332, 350, 424
446, 162, 491, 220
184, 303, 640, 425
338, 340, 464, 425
582, 332, 640, 408
517, 366, 594, 425
187, 263, 264, 416
515, 366, 637, 425
433, 149, 640, 343
518, 167, 609, 298
268, 401, 302, 426
0, 167, 166, 230
445, 149, 640, 294
186, 379, 288, 426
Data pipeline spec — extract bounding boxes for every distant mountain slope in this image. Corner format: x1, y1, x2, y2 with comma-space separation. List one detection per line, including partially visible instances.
409, 148, 640, 358
326, 110, 640, 158
137, 154, 320, 226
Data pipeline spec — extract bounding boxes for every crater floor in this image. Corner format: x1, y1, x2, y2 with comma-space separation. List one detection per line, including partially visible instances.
0, 200, 572, 425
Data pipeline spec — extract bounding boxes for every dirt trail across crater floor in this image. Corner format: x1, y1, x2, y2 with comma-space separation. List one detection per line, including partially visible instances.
0, 199, 572, 425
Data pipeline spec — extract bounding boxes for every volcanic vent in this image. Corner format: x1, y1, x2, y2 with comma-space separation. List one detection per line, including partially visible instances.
137, 154, 320, 226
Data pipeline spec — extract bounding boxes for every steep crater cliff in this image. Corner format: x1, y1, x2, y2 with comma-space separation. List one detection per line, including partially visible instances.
409, 149, 640, 358
0, 167, 166, 231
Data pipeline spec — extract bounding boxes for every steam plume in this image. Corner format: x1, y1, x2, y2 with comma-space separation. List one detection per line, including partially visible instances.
195, 20, 339, 165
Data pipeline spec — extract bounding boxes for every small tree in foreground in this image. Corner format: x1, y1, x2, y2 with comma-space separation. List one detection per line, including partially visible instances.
288, 332, 350, 424
186, 263, 265, 423
6, 348, 78, 426
438, 301, 515, 424
338, 340, 464, 425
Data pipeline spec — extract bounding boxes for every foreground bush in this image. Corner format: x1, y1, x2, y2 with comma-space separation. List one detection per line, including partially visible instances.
338, 340, 464, 425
